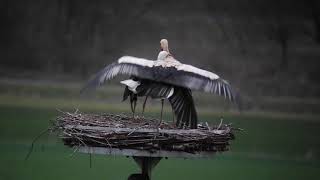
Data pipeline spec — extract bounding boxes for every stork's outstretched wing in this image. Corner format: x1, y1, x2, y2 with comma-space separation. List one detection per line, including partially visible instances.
80, 56, 155, 93
81, 56, 238, 103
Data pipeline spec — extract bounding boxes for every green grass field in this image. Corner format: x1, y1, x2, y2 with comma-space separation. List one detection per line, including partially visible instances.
0, 81, 319, 180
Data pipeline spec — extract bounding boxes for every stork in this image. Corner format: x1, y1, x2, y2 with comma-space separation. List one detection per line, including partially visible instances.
120, 39, 198, 127
81, 39, 237, 129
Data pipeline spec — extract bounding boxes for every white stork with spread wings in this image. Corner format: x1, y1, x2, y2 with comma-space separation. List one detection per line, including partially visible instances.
82, 39, 238, 129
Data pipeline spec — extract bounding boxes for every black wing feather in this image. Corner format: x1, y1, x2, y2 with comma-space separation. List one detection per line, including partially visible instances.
168, 87, 198, 129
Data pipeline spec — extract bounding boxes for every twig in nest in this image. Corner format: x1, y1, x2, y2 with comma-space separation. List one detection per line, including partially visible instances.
205, 122, 211, 131
69, 145, 82, 157
56, 108, 77, 117
217, 118, 223, 130
25, 128, 50, 161
128, 124, 148, 136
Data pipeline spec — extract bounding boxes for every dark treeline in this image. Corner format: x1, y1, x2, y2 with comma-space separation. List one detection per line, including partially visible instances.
2, 0, 320, 97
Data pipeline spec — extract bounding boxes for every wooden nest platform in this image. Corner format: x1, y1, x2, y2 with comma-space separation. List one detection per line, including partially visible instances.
53, 111, 238, 158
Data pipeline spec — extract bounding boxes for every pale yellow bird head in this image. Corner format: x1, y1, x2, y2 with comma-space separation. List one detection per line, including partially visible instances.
160, 39, 169, 53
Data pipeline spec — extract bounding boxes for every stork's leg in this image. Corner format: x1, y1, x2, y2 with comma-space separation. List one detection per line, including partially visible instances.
130, 100, 134, 114
133, 99, 137, 118
159, 99, 164, 126
155, 99, 164, 138
172, 107, 175, 124
142, 96, 148, 116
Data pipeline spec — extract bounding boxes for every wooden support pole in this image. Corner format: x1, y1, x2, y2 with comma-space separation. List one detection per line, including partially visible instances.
131, 157, 162, 180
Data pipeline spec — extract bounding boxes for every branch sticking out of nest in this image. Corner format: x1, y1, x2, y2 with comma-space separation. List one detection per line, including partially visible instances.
52, 112, 239, 154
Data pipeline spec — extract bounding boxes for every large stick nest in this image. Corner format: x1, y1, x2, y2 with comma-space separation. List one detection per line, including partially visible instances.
53, 111, 239, 154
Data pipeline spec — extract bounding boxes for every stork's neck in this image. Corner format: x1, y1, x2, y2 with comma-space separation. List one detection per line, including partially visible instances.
157, 51, 171, 61
163, 47, 170, 54
164, 53, 174, 61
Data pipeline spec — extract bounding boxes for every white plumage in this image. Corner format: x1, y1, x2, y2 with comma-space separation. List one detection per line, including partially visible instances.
157, 51, 170, 60
167, 88, 174, 98
120, 79, 140, 93
118, 56, 154, 67
176, 64, 220, 80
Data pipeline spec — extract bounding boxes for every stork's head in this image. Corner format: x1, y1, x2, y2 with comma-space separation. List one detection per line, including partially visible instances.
160, 39, 169, 53
157, 51, 170, 60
